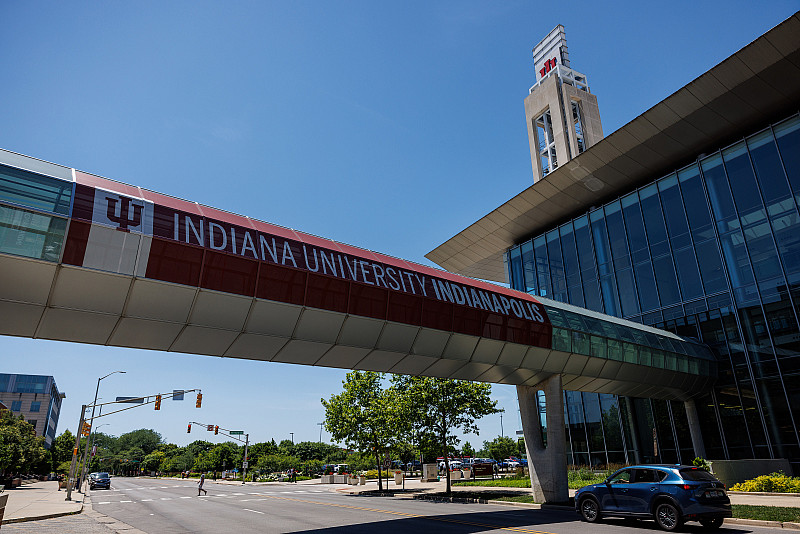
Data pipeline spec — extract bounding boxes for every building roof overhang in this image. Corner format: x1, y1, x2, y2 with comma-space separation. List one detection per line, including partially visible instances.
426, 12, 800, 283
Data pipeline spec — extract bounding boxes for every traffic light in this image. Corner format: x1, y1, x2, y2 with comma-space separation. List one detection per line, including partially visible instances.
154, 395, 162, 410
187, 423, 192, 433
214, 425, 219, 435
196, 393, 202, 408
81, 422, 91, 436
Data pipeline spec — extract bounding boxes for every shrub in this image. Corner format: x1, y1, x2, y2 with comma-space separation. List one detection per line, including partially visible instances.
692, 457, 712, 471
730, 472, 800, 493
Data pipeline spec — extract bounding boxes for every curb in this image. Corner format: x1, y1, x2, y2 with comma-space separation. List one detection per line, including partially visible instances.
1, 503, 83, 524
725, 518, 800, 530
729, 491, 800, 497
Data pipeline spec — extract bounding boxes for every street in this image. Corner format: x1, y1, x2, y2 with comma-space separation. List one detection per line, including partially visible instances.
2, 477, 785, 534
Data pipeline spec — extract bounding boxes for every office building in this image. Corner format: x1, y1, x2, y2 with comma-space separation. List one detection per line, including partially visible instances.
0, 374, 65, 448
429, 13, 800, 473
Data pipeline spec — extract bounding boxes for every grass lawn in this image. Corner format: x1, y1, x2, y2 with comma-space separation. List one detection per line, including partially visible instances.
453, 478, 530, 488
732, 505, 800, 522
453, 474, 607, 490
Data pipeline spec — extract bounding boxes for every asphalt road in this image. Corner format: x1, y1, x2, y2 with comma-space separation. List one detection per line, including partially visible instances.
8, 477, 781, 534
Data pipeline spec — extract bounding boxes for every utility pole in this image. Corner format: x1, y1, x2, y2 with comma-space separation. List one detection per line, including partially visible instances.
317, 423, 323, 443
65, 405, 86, 501
290, 432, 294, 445
500, 413, 504, 437
242, 434, 249, 485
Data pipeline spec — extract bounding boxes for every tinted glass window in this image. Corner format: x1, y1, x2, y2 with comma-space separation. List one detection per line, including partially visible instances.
609, 469, 632, 483
653, 256, 681, 306
724, 142, 764, 219
639, 184, 668, 256
0, 164, 73, 215
521, 241, 536, 294
534, 235, 550, 297
633, 468, 661, 483
590, 209, 612, 273
634, 261, 660, 312
574, 216, 595, 274
658, 174, 691, 249
678, 165, 715, 241
748, 130, 792, 212
702, 154, 738, 233
605, 202, 630, 265
679, 469, 718, 482
0, 205, 67, 262
674, 247, 703, 299
509, 246, 524, 291
774, 116, 800, 201
622, 192, 649, 260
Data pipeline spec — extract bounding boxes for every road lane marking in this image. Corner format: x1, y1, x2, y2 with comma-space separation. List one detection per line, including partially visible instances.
243, 508, 265, 514
252, 494, 558, 534
161, 498, 171, 500
98, 502, 111, 505
141, 499, 153, 502
180, 496, 192, 499
120, 500, 132, 503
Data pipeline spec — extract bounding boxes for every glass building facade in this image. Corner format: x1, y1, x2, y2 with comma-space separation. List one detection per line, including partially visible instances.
507, 114, 800, 471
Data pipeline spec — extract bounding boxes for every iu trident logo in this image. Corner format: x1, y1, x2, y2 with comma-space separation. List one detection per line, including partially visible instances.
105, 196, 143, 231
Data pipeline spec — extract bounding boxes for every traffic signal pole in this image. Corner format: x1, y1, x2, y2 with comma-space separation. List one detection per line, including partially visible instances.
188, 422, 249, 483
242, 434, 249, 485
65, 405, 86, 501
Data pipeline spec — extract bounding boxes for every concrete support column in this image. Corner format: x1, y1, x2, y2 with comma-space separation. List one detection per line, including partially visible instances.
517, 374, 568, 503
684, 398, 706, 460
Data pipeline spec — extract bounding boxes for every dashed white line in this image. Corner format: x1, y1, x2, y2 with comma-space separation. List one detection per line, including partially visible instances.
180, 496, 192, 499
98, 502, 110, 505
243, 508, 264, 514
160, 498, 171, 500
141, 499, 153, 502
120, 500, 132, 503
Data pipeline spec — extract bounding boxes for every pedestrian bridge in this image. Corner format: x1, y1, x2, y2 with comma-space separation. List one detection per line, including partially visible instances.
0, 148, 715, 400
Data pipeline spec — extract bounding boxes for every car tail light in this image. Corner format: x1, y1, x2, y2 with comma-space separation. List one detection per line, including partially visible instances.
682, 484, 692, 490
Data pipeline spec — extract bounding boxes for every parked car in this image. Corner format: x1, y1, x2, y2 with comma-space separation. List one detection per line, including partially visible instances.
89, 472, 111, 490
575, 465, 731, 531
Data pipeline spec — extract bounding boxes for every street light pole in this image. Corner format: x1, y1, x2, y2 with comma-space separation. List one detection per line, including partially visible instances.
317, 423, 323, 443
290, 432, 294, 445
500, 413, 504, 437
79, 371, 125, 492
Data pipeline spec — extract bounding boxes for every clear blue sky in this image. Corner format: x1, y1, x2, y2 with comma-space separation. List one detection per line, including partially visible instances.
1, 1, 797, 449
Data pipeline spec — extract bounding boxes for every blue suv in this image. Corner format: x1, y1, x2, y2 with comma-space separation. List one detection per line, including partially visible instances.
575, 465, 731, 531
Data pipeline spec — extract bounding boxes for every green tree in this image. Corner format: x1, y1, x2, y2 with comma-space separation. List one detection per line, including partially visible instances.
394, 376, 501, 494
142, 450, 166, 472
278, 439, 295, 457
483, 436, 517, 462
51, 429, 75, 467
0, 411, 48, 475
115, 429, 162, 455
322, 371, 408, 490
462, 442, 475, 458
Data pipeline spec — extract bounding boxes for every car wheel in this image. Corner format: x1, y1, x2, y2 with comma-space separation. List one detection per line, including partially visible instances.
655, 502, 683, 531
579, 497, 601, 523
699, 518, 723, 530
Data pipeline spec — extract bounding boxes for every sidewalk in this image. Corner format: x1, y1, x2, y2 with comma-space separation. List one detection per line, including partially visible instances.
1, 480, 83, 524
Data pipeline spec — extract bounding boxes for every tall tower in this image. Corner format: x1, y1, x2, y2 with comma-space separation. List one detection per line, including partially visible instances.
525, 25, 603, 182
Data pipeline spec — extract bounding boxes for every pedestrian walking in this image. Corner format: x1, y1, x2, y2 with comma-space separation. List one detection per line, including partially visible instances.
198, 473, 207, 496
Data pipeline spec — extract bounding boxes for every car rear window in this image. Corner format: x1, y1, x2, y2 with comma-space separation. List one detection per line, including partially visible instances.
98, 472, 110, 477
679, 468, 718, 482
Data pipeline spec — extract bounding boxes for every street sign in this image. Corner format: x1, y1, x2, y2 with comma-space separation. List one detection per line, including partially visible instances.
242, 461, 248, 468
116, 396, 144, 404
173, 390, 184, 401
230, 430, 244, 435
207, 425, 214, 431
